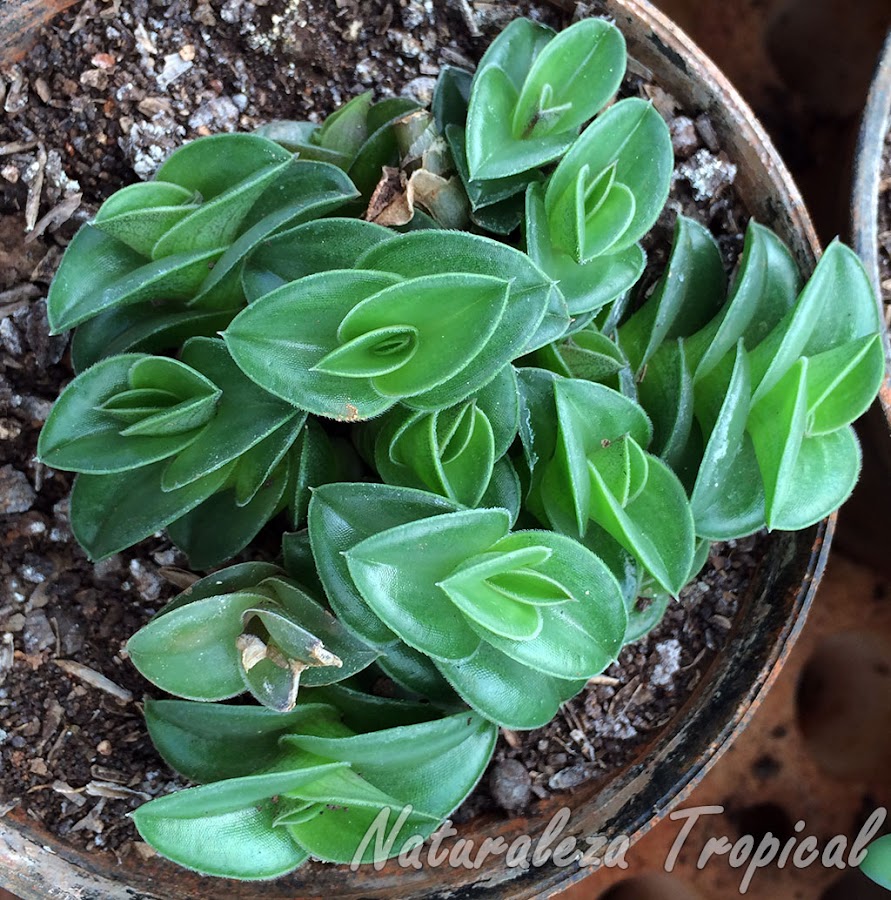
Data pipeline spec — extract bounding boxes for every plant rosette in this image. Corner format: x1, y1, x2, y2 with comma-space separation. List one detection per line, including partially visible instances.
29, 5, 883, 890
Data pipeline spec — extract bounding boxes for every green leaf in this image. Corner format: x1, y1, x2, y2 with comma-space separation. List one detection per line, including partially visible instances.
157, 561, 284, 616
152, 160, 293, 259
69, 459, 233, 560
860, 834, 891, 889
524, 182, 646, 316
38, 354, 206, 474
512, 18, 625, 139
46, 224, 222, 333
547, 377, 652, 536
93, 181, 199, 257
619, 214, 726, 371
436, 643, 584, 729
315, 90, 373, 160
70, 302, 238, 373
636, 339, 695, 469
686, 221, 800, 381
166, 450, 291, 569
233, 416, 306, 506
468, 530, 626, 678
256, 120, 351, 166
335, 273, 510, 397
308, 482, 459, 646
346, 508, 511, 660
161, 337, 303, 490
357, 230, 555, 403
375, 643, 458, 703
466, 64, 574, 180
440, 565, 544, 641
445, 124, 536, 212
224, 270, 402, 420
805, 334, 884, 434
133, 796, 308, 880
691, 342, 752, 523
347, 98, 421, 200
433, 66, 473, 132
154, 133, 293, 198
589, 450, 695, 596
192, 160, 360, 308
747, 359, 807, 529
475, 18, 555, 93
768, 427, 861, 531
242, 217, 395, 302
144, 698, 327, 782
314, 326, 419, 378
128, 591, 267, 700
544, 99, 672, 258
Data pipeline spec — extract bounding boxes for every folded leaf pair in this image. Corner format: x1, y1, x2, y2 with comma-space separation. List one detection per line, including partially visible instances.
128, 562, 377, 711
48, 134, 359, 369
133, 690, 496, 879
517, 370, 696, 597
38, 338, 307, 565
309, 482, 627, 728
224, 229, 563, 421
617, 216, 884, 538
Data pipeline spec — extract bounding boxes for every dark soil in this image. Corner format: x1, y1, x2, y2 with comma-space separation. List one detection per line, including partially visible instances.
1, 0, 752, 867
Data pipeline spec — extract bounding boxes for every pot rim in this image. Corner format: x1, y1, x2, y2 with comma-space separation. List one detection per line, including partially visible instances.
852, 28, 891, 426
0, 1, 831, 898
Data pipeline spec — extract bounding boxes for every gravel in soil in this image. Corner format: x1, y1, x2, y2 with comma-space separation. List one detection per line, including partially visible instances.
1, 0, 753, 865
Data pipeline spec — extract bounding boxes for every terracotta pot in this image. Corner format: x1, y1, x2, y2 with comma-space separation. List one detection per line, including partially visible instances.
852, 30, 891, 428
0, 0, 829, 897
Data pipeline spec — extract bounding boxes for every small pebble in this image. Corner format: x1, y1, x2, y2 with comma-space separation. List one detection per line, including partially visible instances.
490, 758, 532, 810
0, 465, 36, 514
548, 764, 591, 791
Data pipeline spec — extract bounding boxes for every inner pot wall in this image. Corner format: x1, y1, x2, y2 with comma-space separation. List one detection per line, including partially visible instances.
852, 29, 891, 427
0, 0, 828, 897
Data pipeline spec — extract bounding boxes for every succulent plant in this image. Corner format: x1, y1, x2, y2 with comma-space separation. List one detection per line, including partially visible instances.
37, 12, 884, 880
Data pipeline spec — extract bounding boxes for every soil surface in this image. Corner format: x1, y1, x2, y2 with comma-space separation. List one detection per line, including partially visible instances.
1, 0, 753, 867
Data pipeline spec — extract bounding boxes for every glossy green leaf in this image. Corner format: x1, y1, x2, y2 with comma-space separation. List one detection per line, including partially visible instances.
94, 181, 199, 257
225, 270, 401, 420
768, 427, 861, 531
166, 450, 291, 569
133, 796, 309, 880
161, 337, 303, 490
619, 214, 726, 371
192, 160, 360, 308
685, 221, 800, 381
70, 302, 237, 373
435, 643, 584, 729
144, 698, 327, 782
69, 459, 233, 560
39, 354, 208, 474
524, 182, 646, 316
357, 230, 557, 399
346, 509, 511, 660
544, 99, 672, 259
308, 482, 459, 646
242, 218, 395, 302
860, 834, 891, 889
512, 18, 625, 139
128, 591, 267, 700
47, 224, 223, 333
466, 64, 574, 180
